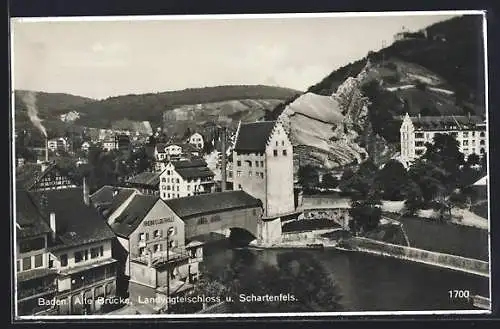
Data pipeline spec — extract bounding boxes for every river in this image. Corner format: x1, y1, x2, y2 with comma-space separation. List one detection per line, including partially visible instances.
200, 239, 490, 313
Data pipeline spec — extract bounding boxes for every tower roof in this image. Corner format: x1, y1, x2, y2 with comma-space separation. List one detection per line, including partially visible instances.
233, 121, 276, 152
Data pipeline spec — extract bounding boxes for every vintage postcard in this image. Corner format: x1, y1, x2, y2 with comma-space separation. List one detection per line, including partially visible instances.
10, 10, 491, 319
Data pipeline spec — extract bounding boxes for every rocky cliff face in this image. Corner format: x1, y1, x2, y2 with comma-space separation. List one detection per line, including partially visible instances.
278, 61, 383, 169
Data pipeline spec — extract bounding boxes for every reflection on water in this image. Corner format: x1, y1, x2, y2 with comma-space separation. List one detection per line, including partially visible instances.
201, 239, 490, 312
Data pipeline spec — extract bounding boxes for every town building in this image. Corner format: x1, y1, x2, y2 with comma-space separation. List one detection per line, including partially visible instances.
80, 141, 91, 152
188, 132, 204, 150
232, 121, 295, 219
115, 134, 131, 151
16, 189, 59, 316
47, 138, 69, 152
159, 159, 215, 200
154, 143, 201, 172
103, 138, 118, 152
16, 182, 119, 316
21, 162, 78, 192
106, 194, 203, 311
123, 172, 160, 196
399, 113, 487, 167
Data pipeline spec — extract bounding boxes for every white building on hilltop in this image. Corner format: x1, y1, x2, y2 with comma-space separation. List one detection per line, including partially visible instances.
188, 132, 204, 150
400, 113, 487, 167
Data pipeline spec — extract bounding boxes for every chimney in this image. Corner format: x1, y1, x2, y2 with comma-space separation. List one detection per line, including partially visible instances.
220, 126, 227, 192
49, 212, 56, 242
45, 137, 49, 162
83, 176, 90, 206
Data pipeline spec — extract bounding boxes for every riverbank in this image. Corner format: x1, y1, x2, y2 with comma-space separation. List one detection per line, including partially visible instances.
252, 233, 489, 278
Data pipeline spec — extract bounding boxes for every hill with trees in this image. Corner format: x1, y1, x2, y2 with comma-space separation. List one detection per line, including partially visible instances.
67, 85, 300, 128
267, 14, 486, 168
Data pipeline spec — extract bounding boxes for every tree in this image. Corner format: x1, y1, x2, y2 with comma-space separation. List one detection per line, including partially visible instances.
349, 198, 382, 234
376, 160, 408, 200
466, 153, 480, 167
321, 173, 339, 189
298, 165, 319, 189
402, 180, 424, 216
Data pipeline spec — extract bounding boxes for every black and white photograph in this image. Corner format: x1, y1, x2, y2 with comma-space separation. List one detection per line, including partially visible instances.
10, 11, 491, 318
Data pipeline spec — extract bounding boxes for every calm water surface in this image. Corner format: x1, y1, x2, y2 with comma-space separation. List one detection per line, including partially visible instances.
201, 240, 490, 312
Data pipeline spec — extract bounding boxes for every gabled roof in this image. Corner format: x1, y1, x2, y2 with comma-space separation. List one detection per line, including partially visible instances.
172, 158, 208, 169
176, 167, 214, 180
90, 185, 138, 218
164, 190, 262, 219
408, 115, 485, 131
18, 162, 78, 191
111, 195, 160, 238
16, 189, 52, 239
233, 121, 276, 152
125, 172, 160, 187
28, 188, 116, 251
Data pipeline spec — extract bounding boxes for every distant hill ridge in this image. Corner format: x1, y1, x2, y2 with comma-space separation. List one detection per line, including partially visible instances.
14, 85, 301, 131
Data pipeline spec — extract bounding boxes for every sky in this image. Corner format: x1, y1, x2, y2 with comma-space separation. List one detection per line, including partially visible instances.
11, 12, 462, 100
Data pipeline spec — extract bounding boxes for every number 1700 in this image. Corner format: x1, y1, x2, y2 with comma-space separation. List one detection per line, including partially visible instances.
448, 290, 470, 299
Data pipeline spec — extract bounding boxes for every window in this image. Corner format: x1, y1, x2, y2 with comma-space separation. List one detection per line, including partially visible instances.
472, 148, 476, 153
248, 161, 252, 167
176, 186, 179, 191
463, 148, 469, 153
480, 132, 485, 137
154, 230, 160, 238
91, 247, 100, 259
162, 185, 166, 190
84, 250, 89, 261
177, 194, 180, 198
176, 179, 180, 183
139, 247, 145, 255
252, 209, 257, 216
282, 141, 285, 146
197, 217, 208, 225
463, 140, 469, 146
238, 184, 242, 189
187, 185, 190, 191
16, 260, 20, 272
451, 132, 458, 137
415, 132, 424, 138
74, 251, 83, 263
480, 148, 485, 154
276, 141, 278, 146
480, 140, 485, 145
167, 170, 171, 175
22, 257, 31, 271
167, 185, 171, 191
237, 160, 241, 167
49, 258, 54, 268
249, 171, 252, 177
139, 233, 146, 241
463, 132, 469, 138
282, 150, 287, 156
237, 171, 241, 177
273, 150, 278, 157
161, 178, 166, 182
260, 172, 264, 179
153, 244, 161, 253
415, 149, 424, 155
255, 161, 259, 167
472, 140, 476, 146
260, 161, 264, 167
211, 215, 222, 222
415, 141, 425, 147
168, 193, 171, 198
472, 132, 476, 136
162, 192, 166, 199
60, 254, 68, 267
